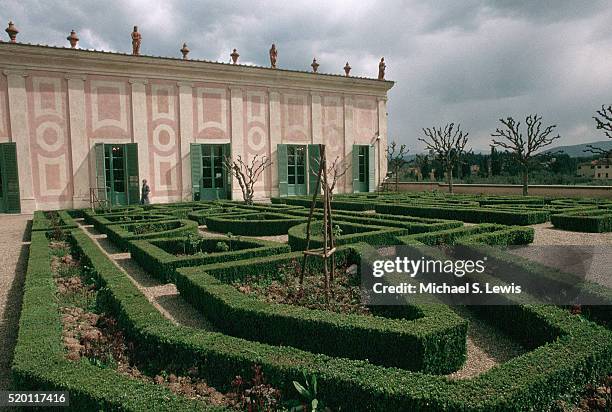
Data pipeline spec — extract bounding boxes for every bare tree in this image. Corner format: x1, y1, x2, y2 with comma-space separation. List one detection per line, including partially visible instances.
491, 114, 560, 196
312, 155, 350, 197
386, 141, 409, 192
223, 154, 272, 204
418, 123, 469, 193
586, 104, 612, 157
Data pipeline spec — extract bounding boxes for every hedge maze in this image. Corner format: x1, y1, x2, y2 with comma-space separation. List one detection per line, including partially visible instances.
13, 191, 612, 411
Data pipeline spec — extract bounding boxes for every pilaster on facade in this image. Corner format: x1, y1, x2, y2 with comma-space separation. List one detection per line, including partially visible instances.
129, 78, 149, 200
178, 81, 194, 201
377, 97, 388, 188
310, 92, 322, 145
65, 74, 89, 208
4, 69, 36, 212
268, 89, 281, 197
229, 86, 244, 200
343, 94, 354, 193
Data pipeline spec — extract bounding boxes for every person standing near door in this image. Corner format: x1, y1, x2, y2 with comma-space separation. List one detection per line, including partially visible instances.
140, 179, 150, 204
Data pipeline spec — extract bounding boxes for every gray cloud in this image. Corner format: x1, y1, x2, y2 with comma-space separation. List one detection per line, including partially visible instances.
3, 0, 612, 152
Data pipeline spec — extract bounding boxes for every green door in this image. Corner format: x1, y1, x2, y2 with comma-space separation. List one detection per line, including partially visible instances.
104, 144, 128, 205
199, 144, 228, 200
96, 143, 139, 206
353, 144, 369, 193
0, 142, 20, 213
287, 145, 307, 196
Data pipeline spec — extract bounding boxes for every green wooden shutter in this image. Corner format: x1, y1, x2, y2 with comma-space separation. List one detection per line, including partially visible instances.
125, 143, 140, 205
190, 143, 202, 200
352, 144, 359, 193
0, 143, 20, 213
93, 143, 107, 203
277, 144, 288, 196
308, 144, 321, 195
368, 144, 376, 192
222, 143, 231, 199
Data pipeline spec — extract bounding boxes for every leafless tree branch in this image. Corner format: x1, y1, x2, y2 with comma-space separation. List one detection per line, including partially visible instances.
223, 154, 272, 204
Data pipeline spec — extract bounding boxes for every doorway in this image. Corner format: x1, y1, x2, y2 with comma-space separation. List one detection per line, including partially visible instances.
190, 143, 230, 200
287, 145, 306, 196
0, 142, 20, 213
94, 143, 139, 206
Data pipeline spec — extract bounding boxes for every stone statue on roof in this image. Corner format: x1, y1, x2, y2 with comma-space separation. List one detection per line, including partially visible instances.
131, 26, 141, 56
269, 43, 277, 68
378, 57, 386, 80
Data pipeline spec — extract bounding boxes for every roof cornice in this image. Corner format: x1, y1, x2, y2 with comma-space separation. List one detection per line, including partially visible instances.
0, 43, 394, 97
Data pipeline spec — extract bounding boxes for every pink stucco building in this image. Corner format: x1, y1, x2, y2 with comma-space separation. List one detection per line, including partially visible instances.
0, 42, 393, 213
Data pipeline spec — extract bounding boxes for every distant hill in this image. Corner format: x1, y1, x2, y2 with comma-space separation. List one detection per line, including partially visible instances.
542, 140, 612, 157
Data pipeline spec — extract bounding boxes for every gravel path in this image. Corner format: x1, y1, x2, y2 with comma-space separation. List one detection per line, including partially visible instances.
447, 307, 526, 380
77, 220, 215, 330
508, 223, 612, 288
0, 214, 32, 391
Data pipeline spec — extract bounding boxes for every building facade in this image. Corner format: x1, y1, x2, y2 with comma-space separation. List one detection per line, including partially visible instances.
0, 43, 393, 213
577, 158, 612, 180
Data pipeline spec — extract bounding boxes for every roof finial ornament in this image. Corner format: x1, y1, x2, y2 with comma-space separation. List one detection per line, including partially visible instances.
67, 30, 79, 49
344, 62, 351, 77
180, 43, 190, 59
311, 58, 319, 73
5, 21, 19, 43
131, 26, 141, 56
378, 57, 386, 80
230, 48, 239, 64
269, 43, 277, 68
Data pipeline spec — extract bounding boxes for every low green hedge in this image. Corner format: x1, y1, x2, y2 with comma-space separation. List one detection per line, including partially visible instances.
375, 203, 549, 225
175, 248, 467, 373
12, 230, 224, 411
102, 219, 198, 250
68, 227, 612, 411
290, 208, 464, 234
88, 213, 171, 233
205, 212, 308, 236
288, 221, 407, 250
186, 206, 249, 225
31, 210, 78, 232
273, 197, 376, 211
457, 244, 612, 329
128, 235, 291, 283
397, 224, 533, 246
551, 209, 612, 232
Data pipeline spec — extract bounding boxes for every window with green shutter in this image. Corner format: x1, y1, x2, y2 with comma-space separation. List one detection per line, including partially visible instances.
352, 144, 369, 193
277, 144, 288, 196
190, 143, 203, 200
0, 142, 20, 213
368, 144, 376, 192
125, 143, 140, 205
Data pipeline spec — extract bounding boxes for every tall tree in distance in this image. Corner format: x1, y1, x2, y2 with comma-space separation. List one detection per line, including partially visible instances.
386, 141, 409, 192
491, 114, 560, 196
418, 123, 469, 193
587, 104, 612, 157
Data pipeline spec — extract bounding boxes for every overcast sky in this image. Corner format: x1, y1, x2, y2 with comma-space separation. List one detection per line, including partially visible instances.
4, 0, 612, 152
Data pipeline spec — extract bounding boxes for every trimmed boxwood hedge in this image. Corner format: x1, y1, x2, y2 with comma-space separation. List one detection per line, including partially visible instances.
175, 248, 468, 373
205, 212, 308, 236
102, 219, 198, 250
288, 220, 408, 250
289, 208, 464, 234
31, 210, 78, 232
66, 227, 612, 411
12, 231, 225, 411
396, 224, 534, 246
457, 244, 612, 328
375, 202, 549, 225
551, 209, 612, 232
128, 235, 291, 283
88, 213, 171, 233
